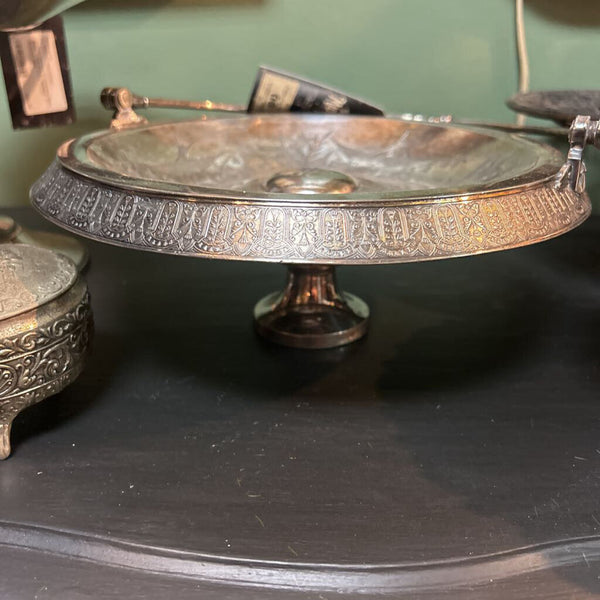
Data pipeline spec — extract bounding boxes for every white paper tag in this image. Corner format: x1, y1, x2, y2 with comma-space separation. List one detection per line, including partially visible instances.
9, 30, 68, 116
250, 71, 300, 112
247, 67, 384, 116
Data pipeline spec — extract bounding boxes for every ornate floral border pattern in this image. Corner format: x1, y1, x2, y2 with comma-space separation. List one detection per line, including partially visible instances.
31, 162, 590, 265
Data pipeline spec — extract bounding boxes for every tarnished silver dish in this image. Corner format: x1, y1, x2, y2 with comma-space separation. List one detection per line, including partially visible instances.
30, 114, 591, 348
0, 244, 92, 458
507, 90, 600, 125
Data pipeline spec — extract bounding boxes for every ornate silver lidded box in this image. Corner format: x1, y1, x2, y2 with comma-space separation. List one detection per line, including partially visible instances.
30, 110, 592, 349
0, 244, 92, 459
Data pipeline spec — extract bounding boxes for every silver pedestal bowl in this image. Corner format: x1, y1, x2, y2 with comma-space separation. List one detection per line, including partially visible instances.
31, 114, 591, 348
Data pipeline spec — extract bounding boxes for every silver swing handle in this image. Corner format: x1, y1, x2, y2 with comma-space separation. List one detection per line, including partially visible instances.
554, 115, 600, 193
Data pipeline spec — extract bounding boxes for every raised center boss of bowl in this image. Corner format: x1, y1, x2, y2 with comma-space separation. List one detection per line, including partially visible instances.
265, 169, 357, 194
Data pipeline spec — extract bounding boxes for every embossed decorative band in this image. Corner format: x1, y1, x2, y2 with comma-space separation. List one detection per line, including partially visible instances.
0, 288, 92, 459
31, 161, 591, 265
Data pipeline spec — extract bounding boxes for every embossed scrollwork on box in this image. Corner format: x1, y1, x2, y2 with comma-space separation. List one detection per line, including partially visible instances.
0, 292, 92, 459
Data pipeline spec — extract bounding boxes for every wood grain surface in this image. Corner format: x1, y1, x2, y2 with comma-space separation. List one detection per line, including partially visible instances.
0, 209, 599, 598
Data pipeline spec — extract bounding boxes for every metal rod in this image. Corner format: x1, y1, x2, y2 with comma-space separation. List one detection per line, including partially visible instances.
514, 0, 530, 126
140, 96, 246, 113
446, 119, 568, 137
392, 113, 569, 137
101, 87, 569, 137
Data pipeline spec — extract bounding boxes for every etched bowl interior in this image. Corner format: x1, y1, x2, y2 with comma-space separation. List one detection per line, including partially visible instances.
71, 115, 561, 198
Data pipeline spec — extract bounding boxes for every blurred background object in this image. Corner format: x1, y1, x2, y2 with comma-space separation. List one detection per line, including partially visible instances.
0, 1, 86, 266
0, 0, 85, 30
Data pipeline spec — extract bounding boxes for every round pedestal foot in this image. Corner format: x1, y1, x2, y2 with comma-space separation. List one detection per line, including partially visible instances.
254, 265, 369, 349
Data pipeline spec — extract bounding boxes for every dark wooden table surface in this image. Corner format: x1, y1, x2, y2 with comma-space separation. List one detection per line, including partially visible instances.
1, 209, 599, 599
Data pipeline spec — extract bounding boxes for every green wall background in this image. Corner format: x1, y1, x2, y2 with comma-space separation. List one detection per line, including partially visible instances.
1, 0, 599, 208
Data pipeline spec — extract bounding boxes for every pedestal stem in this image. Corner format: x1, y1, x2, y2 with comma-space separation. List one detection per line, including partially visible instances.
254, 265, 369, 349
